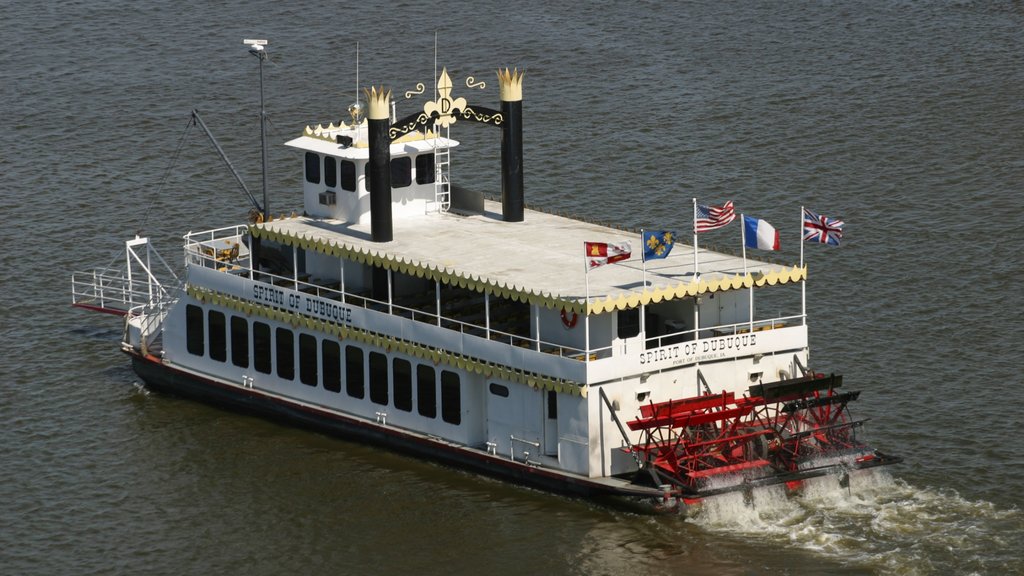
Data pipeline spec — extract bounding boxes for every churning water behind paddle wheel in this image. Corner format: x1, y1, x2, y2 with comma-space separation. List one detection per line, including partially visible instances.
626, 373, 902, 498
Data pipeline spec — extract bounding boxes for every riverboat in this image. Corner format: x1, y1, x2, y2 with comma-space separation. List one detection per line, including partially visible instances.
72, 46, 899, 510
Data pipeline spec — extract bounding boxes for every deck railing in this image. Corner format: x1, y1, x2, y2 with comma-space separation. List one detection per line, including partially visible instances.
72, 237, 180, 315
182, 229, 798, 364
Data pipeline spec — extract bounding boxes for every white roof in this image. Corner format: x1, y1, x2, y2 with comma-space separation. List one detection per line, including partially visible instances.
260, 199, 797, 306
285, 133, 459, 160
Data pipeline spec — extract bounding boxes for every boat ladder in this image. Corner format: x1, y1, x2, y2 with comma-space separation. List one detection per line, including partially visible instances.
430, 124, 451, 213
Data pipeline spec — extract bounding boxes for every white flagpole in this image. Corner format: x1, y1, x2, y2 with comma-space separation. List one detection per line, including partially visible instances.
584, 242, 590, 359
692, 198, 700, 342
692, 198, 699, 279
740, 213, 748, 275
800, 206, 806, 269
640, 228, 648, 287
741, 214, 753, 332
800, 206, 807, 326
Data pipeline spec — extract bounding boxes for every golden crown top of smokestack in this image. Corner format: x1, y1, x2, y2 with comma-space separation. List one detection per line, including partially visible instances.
363, 86, 392, 120
497, 68, 523, 102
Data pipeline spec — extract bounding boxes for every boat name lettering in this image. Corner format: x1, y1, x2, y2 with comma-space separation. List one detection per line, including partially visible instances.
638, 334, 757, 366
250, 284, 353, 324
252, 284, 287, 306
304, 297, 353, 324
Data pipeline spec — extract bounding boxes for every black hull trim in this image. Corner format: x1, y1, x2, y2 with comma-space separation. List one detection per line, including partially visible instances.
128, 352, 661, 502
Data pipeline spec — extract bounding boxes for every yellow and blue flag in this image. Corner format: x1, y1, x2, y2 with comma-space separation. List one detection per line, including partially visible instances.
642, 230, 675, 261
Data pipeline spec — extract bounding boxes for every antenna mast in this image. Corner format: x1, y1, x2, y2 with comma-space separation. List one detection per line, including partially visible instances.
244, 38, 270, 221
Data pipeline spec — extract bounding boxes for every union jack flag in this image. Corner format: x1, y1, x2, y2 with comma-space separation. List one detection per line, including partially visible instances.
695, 200, 736, 233
803, 208, 844, 246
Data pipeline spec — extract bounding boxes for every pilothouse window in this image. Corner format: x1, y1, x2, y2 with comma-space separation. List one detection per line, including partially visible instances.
340, 160, 356, 191
305, 152, 320, 184
391, 157, 411, 188
415, 153, 435, 184
324, 157, 337, 188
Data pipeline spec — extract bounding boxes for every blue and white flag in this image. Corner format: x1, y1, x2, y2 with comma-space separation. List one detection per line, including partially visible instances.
743, 215, 780, 251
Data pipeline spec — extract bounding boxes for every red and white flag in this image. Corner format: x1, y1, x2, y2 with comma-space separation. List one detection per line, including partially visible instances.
585, 241, 631, 270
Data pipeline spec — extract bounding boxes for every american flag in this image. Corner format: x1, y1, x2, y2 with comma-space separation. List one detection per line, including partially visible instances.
695, 201, 736, 233
803, 208, 844, 246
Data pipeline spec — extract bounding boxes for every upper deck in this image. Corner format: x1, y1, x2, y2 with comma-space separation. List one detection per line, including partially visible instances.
254, 199, 805, 314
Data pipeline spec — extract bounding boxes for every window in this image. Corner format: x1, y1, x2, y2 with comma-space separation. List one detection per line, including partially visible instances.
547, 390, 558, 420
393, 359, 412, 412
186, 304, 204, 356
299, 333, 318, 387
340, 160, 356, 191
417, 364, 436, 418
391, 157, 411, 188
305, 152, 320, 184
345, 346, 364, 399
617, 308, 640, 339
324, 157, 337, 188
276, 327, 294, 380
489, 382, 509, 397
254, 322, 271, 374
369, 352, 388, 405
415, 153, 435, 184
441, 370, 461, 425
208, 310, 226, 362
322, 340, 341, 393
230, 316, 249, 368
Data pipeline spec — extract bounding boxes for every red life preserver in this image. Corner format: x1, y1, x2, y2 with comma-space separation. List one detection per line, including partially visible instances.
560, 308, 578, 329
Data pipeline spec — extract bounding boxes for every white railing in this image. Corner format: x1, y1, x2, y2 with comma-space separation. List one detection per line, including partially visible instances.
181, 229, 800, 367
641, 315, 804, 351
183, 225, 251, 273
236, 266, 592, 360
72, 266, 153, 314
72, 237, 179, 315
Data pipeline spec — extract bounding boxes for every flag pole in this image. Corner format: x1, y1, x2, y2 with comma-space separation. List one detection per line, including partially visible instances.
800, 206, 806, 269
692, 198, 699, 279
692, 198, 700, 343
640, 228, 648, 287
741, 214, 753, 332
584, 242, 590, 359
800, 206, 807, 326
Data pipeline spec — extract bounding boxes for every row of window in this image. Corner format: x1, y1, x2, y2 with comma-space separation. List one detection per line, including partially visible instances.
185, 305, 461, 424
304, 152, 436, 191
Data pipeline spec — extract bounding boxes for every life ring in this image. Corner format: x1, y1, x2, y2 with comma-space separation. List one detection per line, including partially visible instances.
560, 308, 578, 329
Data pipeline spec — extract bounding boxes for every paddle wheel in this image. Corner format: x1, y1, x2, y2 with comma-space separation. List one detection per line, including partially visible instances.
627, 373, 901, 498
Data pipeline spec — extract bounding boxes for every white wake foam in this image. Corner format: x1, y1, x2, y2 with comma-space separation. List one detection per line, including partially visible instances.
685, 467, 1023, 574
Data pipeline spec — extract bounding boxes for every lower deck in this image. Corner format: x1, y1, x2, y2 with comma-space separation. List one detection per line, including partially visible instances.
128, 350, 664, 500
137, 291, 812, 483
